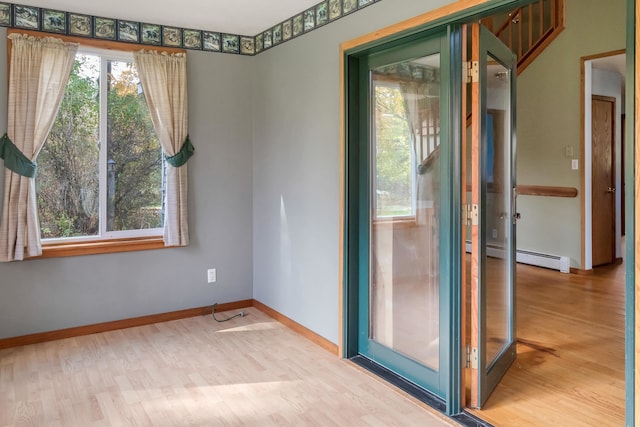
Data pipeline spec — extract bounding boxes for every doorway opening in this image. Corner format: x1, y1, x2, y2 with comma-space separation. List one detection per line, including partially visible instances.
464, 8, 627, 427
341, 0, 632, 424
583, 51, 627, 270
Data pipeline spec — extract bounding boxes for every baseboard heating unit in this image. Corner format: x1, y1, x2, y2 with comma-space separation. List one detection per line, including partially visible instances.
465, 242, 570, 273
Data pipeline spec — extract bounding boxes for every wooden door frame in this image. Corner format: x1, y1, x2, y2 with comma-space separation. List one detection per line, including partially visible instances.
580, 50, 626, 271
339, 0, 636, 423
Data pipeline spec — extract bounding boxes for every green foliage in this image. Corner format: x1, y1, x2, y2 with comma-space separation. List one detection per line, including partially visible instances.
53, 213, 77, 238
38, 57, 99, 238
37, 55, 163, 239
374, 85, 413, 217
106, 64, 163, 231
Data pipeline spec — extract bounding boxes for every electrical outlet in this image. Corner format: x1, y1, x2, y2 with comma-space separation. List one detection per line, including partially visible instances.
207, 268, 217, 283
492, 228, 498, 239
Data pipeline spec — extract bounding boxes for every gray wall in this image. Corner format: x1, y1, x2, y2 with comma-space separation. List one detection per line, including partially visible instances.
251, 0, 451, 344
3, 0, 615, 343
0, 30, 255, 339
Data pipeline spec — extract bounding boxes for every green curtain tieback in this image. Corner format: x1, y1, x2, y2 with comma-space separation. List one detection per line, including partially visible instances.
165, 135, 194, 167
0, 133, 37, 178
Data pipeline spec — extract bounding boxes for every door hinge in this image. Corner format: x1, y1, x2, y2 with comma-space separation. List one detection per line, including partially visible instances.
463, 204, 479, 226
466, 346, 478, 369
464, 61, 479, 83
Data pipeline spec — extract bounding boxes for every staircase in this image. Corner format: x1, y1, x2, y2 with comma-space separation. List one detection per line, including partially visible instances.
482, 0, 564, 74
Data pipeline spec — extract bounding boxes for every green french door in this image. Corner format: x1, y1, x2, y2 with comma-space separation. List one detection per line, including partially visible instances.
346, 0, 633, 422
345, 21, 517, 414
348, 29, 459, 402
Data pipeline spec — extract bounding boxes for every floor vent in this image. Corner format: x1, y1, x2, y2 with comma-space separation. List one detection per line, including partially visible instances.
466, 242, 570, 273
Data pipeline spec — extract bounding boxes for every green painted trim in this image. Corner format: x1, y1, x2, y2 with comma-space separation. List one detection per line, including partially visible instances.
625, 1, 635, 425
355, 51, 370, 356
446, 23, 464, 416
344, 53, 364, 358
435, 26, 457, 411
345, 28, 455, 401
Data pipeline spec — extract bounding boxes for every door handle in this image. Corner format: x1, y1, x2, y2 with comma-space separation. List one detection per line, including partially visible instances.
607, 187, 616, 193
512, 187, 520, 224
500, 212, 519, 221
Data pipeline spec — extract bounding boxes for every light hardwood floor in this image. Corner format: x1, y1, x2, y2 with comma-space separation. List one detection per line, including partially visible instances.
0, 307, 457, 427
468, 262, 626, 426
0, 263, 626, 426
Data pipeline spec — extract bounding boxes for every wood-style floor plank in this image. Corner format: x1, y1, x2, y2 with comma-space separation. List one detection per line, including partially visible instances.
0, 262, 625, 426
469, 262, 625, 426
0, 308, 456, 427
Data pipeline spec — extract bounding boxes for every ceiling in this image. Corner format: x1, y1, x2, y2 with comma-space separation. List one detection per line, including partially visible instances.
592, 54, 626, 79
16, 0, 321, 35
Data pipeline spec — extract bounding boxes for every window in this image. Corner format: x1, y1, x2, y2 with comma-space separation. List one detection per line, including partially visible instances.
372, 81, 417, 219
37, 48, 164, 243
372, 59, 441, 222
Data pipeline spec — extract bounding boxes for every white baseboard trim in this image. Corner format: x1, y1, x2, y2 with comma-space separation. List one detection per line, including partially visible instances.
465, 241, 570, 273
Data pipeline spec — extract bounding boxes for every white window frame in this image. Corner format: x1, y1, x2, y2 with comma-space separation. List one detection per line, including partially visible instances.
42, 46, 163, 244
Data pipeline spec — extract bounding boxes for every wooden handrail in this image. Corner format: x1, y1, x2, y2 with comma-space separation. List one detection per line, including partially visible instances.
490, 0, 565, 75
493, 8, 522, 37
516, 185, 578, 198
465, 184, 578, 198
518, 26, 554, 65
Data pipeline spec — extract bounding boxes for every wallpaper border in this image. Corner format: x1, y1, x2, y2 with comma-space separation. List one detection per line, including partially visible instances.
1, 0, 382, 55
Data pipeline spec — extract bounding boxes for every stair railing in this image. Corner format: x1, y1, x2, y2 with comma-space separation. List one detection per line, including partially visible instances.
484, 0, 565, 74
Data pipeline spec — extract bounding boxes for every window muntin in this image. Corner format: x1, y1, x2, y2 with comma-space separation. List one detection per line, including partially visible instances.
37, 48, 163, 242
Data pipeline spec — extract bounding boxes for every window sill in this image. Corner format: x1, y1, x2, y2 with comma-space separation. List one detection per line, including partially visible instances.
35, 236, 167, 259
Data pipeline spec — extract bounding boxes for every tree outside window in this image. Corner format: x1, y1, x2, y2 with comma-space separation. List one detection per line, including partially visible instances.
374, 84, 415, 218
36, 52, 163, 240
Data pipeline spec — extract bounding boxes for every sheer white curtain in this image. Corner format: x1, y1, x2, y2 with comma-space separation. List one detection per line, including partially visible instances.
0, 33, 78, 261
134, 50, 191, 246
399, 81, 428, 166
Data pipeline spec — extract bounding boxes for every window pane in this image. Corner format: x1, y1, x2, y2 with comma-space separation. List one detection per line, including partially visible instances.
373, 84, 413, 217
38, 55, 100, 238
370, 54, 441, 370
106, 60, 163, 232
484, 54, 512, 368
37, 52, 164, 241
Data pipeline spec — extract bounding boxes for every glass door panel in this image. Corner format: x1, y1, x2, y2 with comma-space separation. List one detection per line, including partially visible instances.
370, 53, 442, 371
484, 56, 512, 369
467, 23, 517, 409
353, 32, 454, 399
